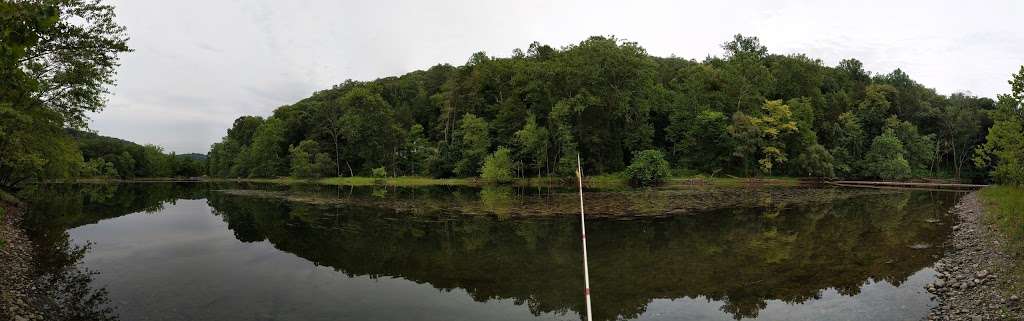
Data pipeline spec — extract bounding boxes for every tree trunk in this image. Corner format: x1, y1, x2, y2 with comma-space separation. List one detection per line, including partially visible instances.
952, 139, 961, 180
332, 135, 342, 177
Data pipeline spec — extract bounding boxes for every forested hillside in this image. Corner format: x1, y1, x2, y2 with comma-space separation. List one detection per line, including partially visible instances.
197, 35, 1000, 182
70, 130, 205, 178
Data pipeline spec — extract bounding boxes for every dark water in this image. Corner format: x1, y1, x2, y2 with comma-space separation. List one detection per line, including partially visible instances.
20, 183, 962, 321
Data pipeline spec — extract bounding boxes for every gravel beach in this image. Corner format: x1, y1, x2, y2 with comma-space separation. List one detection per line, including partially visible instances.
0, 201, 43, 321
927, 192, 1024, 320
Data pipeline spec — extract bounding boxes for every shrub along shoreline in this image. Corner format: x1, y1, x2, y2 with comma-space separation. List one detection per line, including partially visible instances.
200, 175, 803, 189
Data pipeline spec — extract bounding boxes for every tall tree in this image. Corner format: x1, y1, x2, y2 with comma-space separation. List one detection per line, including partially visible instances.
454, 114, 490, 177
667, 109, 730, 171
339, 87, 400, 174
884, 116, 936, 176
20, 0, 132, 128
400, 124, 432, 176
512, 113, 549, 177
755, 100, 799, 175
856, 84, 896, 138
862, 129, 911, 180
289, 139, 318, 178
975, 66, 1024, 185
246, 117, 287, 177
728, 100, 798, 176
937, 93, 989, 179
311, 101, 349, 177
0, 0, 129, 189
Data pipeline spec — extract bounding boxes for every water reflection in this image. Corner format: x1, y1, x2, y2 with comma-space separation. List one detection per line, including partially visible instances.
20, 183, 960, 321
207, 190, 955, 320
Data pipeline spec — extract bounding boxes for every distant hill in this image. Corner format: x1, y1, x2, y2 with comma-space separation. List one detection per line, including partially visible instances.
177, 153, 208, 161
66, 129, 207, 177
67, 129, 205, 158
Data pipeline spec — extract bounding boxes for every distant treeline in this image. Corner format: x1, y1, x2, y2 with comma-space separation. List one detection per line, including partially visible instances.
70, 130, 206, 178
209, 35, 1022, 183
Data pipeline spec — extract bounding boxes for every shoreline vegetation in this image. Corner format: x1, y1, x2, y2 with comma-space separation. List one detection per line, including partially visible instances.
202, 175, 804, 189
53, 174, 806, 188
60, 175, 993, 190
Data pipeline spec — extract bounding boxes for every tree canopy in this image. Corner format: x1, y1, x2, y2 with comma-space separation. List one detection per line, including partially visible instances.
0, 0, 130, 190
206, 35, 1002, 183
974, 66, 1024, 185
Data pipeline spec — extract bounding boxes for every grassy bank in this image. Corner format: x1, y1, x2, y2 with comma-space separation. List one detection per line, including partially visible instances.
979, 186, 1024, 290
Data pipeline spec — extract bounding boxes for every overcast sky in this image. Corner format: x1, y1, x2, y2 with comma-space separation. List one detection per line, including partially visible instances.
91, 0, 1024, 153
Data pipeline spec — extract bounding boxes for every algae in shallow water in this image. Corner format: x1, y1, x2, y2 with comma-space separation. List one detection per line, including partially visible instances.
216, 184, 900, 218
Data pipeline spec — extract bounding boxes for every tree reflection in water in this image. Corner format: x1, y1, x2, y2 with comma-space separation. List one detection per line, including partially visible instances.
19, 183, 959, 320
18, 182, 212, 321
206, 188, 956, 320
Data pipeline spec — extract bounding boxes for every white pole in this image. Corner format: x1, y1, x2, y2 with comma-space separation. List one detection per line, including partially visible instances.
576, 154, 593, 321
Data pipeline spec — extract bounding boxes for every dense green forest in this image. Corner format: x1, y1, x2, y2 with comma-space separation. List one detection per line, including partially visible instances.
3, 0, 1023, 190
70, 130, 205, 178
207, 35, 1022, 184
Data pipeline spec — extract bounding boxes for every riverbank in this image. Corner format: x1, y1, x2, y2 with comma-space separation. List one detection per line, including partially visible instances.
927, 190, 1024, 320
203, 175, 803, 189
0, 193, 43, 321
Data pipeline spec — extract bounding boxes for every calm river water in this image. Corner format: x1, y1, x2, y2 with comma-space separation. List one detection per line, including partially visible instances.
20, 183, 961, 321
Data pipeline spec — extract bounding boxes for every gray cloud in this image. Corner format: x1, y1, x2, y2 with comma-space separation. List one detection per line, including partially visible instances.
89, 0, 1024, 153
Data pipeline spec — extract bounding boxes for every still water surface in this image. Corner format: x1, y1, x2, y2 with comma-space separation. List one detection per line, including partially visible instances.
23, 183, 960, 321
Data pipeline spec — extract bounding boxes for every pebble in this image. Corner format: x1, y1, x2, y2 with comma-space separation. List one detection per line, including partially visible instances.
1, 203, 43, 321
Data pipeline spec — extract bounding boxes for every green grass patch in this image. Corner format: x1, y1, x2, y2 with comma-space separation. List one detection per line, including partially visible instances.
584, 173, 629, 189
979, 185, 1024, 292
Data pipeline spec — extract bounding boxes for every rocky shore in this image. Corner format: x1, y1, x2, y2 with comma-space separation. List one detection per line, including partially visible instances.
0, 200, 43, 321
927, 192, 1023, 320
